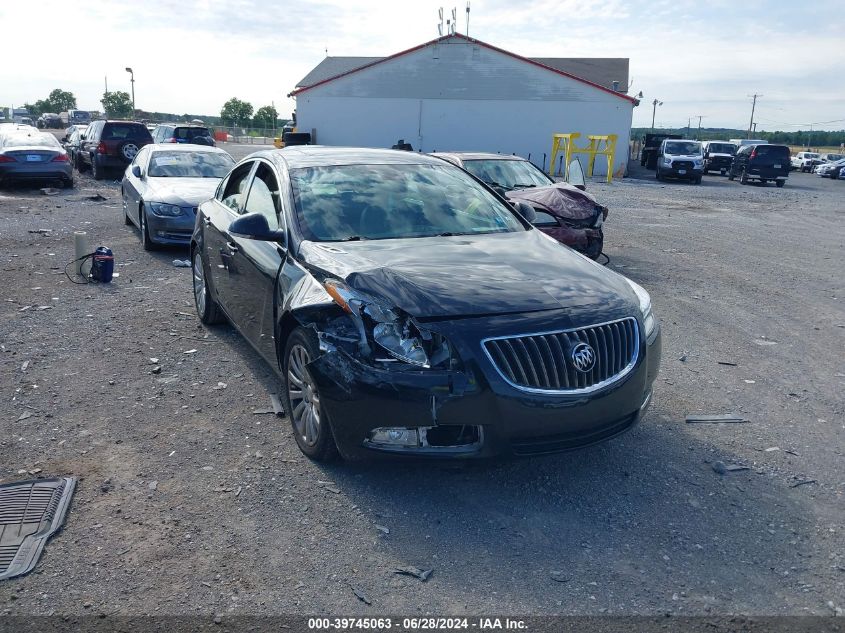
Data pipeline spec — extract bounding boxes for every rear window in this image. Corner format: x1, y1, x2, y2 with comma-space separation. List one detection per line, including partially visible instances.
755, 145, 790, 158
1, 133, 61, 149
174, 127, 211, 140
102, 123, 152, 141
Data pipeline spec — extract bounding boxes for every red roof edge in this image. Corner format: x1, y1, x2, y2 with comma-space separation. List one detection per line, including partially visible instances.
288, 33, 637, 104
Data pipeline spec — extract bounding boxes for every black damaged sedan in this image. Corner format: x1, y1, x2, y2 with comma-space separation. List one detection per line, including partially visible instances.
191, 147, 661, 461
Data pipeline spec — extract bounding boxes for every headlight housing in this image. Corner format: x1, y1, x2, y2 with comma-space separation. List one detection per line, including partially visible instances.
663, 157, 672, 166
148, 202, 184, 217
624, 278, 656, 338
324, 279, 454, 369
693, 159, 704, 168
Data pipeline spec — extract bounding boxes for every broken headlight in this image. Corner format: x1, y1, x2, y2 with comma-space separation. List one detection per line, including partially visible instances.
324, 279, 454, 369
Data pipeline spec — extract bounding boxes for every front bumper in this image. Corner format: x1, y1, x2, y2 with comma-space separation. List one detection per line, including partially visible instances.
307, 312, 662, 459
661, 163, 703, 179
146, 210, 196, 245
542, 226, 603, 259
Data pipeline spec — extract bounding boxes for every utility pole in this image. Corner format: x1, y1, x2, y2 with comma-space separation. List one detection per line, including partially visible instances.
696, 115, 705, 140
651, 99, 662, 131
125, 68, 135, 117
747, 93, 762, 139
686, 117, 692, 138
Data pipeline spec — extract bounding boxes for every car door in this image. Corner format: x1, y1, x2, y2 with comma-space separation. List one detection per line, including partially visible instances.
124, 146, 151, 225
224, 159, 286, 362
82, 121, 100, 167
203, 160, 256, 317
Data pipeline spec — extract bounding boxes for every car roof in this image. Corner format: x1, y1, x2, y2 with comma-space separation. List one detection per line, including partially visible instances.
157, 123, 209, 128
431, 151, 528, 162
146, 143, 228, 154
267, 146, 448, 169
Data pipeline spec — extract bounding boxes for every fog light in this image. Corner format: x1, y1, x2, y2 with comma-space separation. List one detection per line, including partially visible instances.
369, 427, 420, 447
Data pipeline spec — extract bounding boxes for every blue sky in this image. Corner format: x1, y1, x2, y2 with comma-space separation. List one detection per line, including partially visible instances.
2, 0, 842, 131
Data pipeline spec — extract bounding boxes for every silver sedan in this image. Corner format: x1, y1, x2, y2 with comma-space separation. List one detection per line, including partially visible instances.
0, 129, 73, 187
121, 144, 234, 250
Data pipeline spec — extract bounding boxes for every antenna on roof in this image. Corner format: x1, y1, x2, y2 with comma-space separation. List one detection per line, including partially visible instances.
466, 2, 470, 36
438, 7, 444, 36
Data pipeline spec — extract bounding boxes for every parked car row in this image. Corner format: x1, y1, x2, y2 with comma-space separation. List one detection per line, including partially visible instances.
652, 139, 792, 188
58, 119, 216, 180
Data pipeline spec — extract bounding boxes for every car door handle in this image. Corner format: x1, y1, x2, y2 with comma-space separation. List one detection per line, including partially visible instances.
225, 241, 239, 253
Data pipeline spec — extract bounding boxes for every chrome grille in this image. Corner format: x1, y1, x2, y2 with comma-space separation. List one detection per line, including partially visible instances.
482, 318, 639, 393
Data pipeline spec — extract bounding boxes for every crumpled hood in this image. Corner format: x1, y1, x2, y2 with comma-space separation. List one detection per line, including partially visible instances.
146, 177, 219, 207
298, 230, 636, 319
505, 183, 601, 221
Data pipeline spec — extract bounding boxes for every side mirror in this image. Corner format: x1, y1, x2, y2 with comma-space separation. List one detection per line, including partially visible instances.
61, 135, 68, 143
511, 201, 536, 223
229, 212, 285, 242
567, 158, 586, 190
131, 165, 143, 178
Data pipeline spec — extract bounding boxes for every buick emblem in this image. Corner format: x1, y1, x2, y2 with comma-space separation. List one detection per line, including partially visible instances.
571, 342, 596, 373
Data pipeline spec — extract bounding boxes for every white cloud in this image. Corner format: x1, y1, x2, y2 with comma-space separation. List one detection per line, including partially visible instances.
1, 0, 842, 130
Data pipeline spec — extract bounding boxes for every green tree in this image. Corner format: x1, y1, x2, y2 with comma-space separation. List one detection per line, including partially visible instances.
101, 91, 134, 119
47, 89, 77, 112
22, 102, 40, 115
220, 98, 254, 126
253, 105, 278, 128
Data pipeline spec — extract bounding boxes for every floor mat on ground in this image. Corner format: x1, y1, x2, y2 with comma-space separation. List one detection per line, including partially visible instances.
0, 477, 76, 581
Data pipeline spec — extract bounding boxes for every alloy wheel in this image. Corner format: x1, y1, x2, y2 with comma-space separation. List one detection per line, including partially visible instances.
287, 344, 321, 447
192, 253, 206, 316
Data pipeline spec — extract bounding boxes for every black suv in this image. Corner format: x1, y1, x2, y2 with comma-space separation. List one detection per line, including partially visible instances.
77, 120, 153, 180
728, 144, 790, 187
151, 123, 214, 146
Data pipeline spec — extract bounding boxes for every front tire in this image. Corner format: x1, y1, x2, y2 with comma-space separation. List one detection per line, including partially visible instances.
740, 169, 749, 185
139, 205, 157, 251
192, 247, 224, 325
283, 328, 339, 461
776, 180, 785, 188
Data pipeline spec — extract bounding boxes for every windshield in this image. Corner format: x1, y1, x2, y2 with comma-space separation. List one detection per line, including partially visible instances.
665, 141, 702, 156
291, 163, 526, 242
148, 151, 234, 178
708, 143, 736, 155
460, 158, 553, 190
1, 133, 61, 148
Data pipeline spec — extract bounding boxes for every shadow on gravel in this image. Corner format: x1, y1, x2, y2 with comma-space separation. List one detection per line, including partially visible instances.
314, 420, 814, 610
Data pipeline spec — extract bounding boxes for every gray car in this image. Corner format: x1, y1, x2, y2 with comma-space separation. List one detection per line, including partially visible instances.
121, 144, 234, 250
0, 129, 73, 187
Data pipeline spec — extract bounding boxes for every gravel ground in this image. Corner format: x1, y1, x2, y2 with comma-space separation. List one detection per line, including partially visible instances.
0, 158, 843, 618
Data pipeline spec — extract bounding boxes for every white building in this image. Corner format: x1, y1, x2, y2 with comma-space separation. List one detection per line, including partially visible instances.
289, 34, 637, 177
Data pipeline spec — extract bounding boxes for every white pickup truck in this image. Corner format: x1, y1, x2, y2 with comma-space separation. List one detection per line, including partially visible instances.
791, 152, 820, 172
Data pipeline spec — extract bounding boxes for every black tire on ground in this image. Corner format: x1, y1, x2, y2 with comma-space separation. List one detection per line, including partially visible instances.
140, 205, 157, 251
282, 327, 339, 462
123, 197, 133, 225
728, 170, 735, 181
63, 178, 74, 189
74, 153, 87, 172
91, 156, 103, 180
192, 247, 225, 325
655, 168, 661, 181
776, 180, 785, 188
695, 177, 702, 185
703, 168, 709, 175
720, 169, 727, 176
740, 169, 749, 185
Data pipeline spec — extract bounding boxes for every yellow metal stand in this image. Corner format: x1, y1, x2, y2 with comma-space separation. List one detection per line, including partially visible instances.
549, 133, 619, 183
